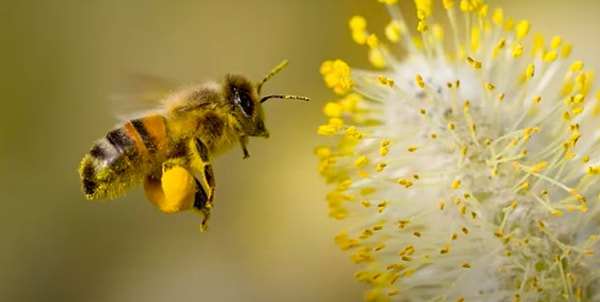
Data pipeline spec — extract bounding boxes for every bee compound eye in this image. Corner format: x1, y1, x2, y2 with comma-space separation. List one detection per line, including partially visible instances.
238, 91, 255, 116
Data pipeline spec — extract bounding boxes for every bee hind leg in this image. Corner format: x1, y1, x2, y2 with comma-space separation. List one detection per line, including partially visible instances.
193, 177, 212, 232
191, 138, 216, 231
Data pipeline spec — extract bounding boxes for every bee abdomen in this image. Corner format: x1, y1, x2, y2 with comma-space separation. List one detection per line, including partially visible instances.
79, 115, 168, 200
79, 127, 143, 200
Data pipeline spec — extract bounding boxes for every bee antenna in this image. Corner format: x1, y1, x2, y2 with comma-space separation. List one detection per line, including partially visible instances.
257, 60, 289, 95
260, 94, 310, 103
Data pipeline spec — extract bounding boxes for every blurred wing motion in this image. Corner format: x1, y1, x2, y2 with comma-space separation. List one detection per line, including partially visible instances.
109, 74, 178, 121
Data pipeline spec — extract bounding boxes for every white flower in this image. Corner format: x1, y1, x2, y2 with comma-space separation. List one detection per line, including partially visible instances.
316, 1, 600, 301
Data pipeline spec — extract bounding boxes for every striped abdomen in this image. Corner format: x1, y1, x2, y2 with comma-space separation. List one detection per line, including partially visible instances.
79, 115, 168, 200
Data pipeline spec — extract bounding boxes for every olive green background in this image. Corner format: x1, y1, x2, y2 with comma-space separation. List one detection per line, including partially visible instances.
2, 1, 599, 301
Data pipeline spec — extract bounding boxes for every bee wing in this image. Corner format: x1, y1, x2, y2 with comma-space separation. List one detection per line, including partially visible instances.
110, 74, 178, 121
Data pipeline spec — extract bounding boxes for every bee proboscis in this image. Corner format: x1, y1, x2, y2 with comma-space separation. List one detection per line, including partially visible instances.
78, 60, 309, 231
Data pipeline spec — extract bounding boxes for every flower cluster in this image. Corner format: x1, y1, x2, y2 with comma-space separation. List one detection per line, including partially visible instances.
317, 0, 600, 301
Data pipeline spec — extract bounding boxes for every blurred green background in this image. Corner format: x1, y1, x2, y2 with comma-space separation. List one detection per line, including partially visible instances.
1, 1, 599, 301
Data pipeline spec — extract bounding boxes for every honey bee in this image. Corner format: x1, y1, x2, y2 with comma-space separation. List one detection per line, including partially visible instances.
79, 60, 309, 231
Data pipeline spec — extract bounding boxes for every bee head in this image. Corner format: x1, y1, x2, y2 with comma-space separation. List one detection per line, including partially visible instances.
225, 74, 269, 138
225, 61, 309, 138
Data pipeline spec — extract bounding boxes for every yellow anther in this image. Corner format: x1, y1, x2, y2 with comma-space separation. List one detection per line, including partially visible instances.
459, 0, 473, 12
368, 48, 386, 69
569, 61, 583, 72
389, 273, 400, 285
516, 20, 530, 39
562, 43, 572, 58
339, 93, 360, 113
354, 155, 368, 167
526, 64, 535, 78
533, 95, 541, 103
492, 8, 503, 25
349, 15, 366, 31
543, 51, 558, 62
374, 243, 385, 251
532, 34, 544, 55
380, 139, 390, 156
415, 74, 425, 88
431, 24, 444, 41
336, 179, 352, 191
550, 36, 562, 49
385, 21, 401, 42
321, 60, 354, 95
377, 75, 395, 86
451, 179, 461, 189
377, 200, 387, 213
407, 146, 418, 152
314, 146, 331, 159
357, 170, 369, 178
537, 220, 545, 230
366, 34, 378, 49
417, 20, 428, 32
504, 17, 515, 31
345, 126, 362, 139
349, 16, 367, 44
397, 219, 410, 229
466, 56, 482, 69
323, 102, 342, 118
440, 242, 451, 254
318, 124, 337, 136
350, 27, 367, 45
471, 27, 480, 51
512, 42, 523, 58
573, 94, 585, 104
485, 83, 495, 90
495, 38, 506, 52
415, 0, 433, 17
359, 187, 375, 196
376, 162, 387, 172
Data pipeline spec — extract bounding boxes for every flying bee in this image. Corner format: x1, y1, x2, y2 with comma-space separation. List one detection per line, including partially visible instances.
78, 60, 309, 231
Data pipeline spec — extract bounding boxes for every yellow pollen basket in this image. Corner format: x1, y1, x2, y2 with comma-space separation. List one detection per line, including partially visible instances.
144, 166, 196, 213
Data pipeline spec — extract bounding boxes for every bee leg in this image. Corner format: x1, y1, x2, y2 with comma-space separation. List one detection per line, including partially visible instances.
239, 136, 250, 159
193, 177, 212, 232
191, 138, 216, 231
143, 158, 196, 213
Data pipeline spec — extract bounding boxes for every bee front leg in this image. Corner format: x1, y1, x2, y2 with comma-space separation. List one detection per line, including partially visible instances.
240, 136, 250, 159
144, 158, 196, 214
190, 138, 216, 231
